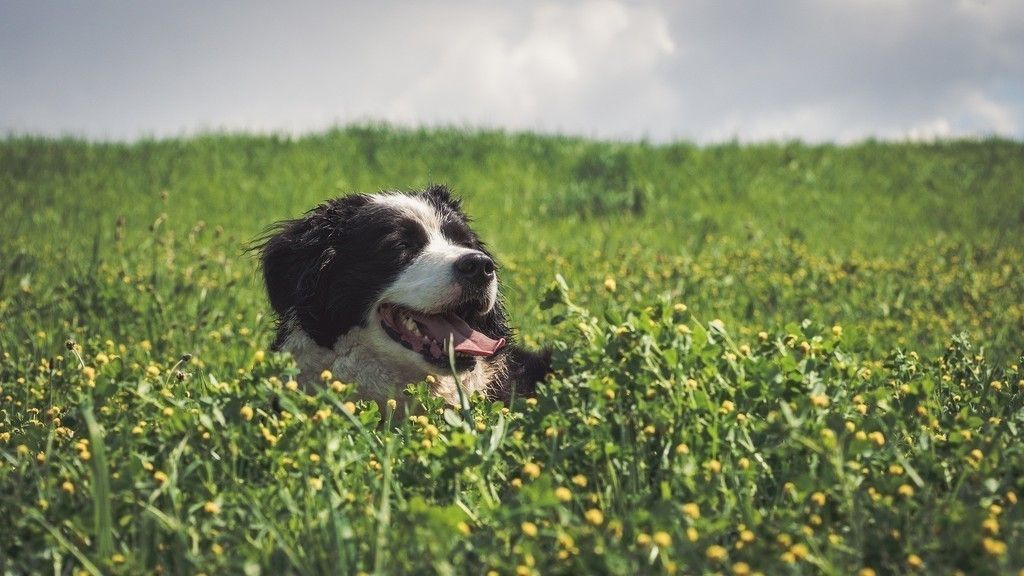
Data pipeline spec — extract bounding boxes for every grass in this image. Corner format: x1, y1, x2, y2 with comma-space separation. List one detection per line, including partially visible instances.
1, 125, 1023, 574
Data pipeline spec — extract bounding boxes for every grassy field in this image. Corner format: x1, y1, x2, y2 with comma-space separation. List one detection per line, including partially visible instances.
1, 126, 1023, 574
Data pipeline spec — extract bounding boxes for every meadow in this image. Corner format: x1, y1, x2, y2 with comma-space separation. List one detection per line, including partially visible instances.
1, 126, 1023, 575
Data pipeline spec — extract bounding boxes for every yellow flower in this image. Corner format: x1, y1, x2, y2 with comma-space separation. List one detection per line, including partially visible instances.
286, 379, 300, 391
603, 277, 617, 292
331, 380, 345, 393
636, 533, 652, 547
720, 400, 735, 414
521, 521, 538, 537
457, 521, 471, 536
705, 544, 727, 562
906, 554, 923, 569
253, 350, 265, 363
706, 459, 722, 474
386, 399, 397, 411
320, 370, 333, 381
739, 529, 755, 543
571, 474, 588, 487
831, 325, 843, 337
146, 365, 160, 377
858, 568, 877, 576
309, 477, 324, 491
203, 501, 221, 514
309, 453, 321, 463
555, 487, 572, 502
981, 517, 999, 535
211, 543, 224, 555
162, 407, 174, 417
982, 537, 1007, 556
686, 527, 699, 542
810, 394, 829, 408
518, 462, 540, 479
968, 449, 983, 463
240, 405, 254, 421
868, 431, 885, 447
682, 502, 701, 519
733, 562, 751, 576
653, 531, 671, 547
897, 484, 914, 498
153, 471, 169, 484
82, 366, 96, 381
584, 508, 604, 525
111, 553, 126, 564
61, 480, 75, 494
790, 543, 809, 559
343, 401, 357, 415
810, 492, 826, 506
673, 303, 687, 313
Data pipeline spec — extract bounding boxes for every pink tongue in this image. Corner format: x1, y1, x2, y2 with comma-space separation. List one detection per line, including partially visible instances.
413, 313, 506, 357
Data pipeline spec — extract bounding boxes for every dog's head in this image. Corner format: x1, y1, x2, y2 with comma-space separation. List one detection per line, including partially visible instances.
260, 185, 508, 375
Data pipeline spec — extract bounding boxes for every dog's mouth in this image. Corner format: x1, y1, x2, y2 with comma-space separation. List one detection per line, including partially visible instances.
378, 303, 506, 366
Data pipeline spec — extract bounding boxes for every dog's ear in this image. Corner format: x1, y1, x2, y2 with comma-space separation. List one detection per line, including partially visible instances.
260, 194, 370, 343
422, 184, 464, 213
260, 205, 333, 316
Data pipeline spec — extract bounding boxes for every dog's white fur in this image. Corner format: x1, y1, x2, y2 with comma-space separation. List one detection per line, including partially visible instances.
281, 193, 502, 403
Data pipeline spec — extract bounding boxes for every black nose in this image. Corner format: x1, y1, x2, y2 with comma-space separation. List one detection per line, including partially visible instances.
454, 253, 495, 285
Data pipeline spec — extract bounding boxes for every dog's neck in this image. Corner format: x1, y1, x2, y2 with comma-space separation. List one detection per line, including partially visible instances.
278, 320, 497, 405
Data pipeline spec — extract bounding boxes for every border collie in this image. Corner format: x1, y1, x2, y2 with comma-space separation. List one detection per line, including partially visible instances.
259, 185, 549, 405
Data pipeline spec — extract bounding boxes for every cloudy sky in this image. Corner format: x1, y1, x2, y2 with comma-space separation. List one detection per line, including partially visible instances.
2, 0, 1022, 143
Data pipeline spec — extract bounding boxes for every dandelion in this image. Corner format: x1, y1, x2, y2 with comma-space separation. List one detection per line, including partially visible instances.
211, 543, 224, 555
61, 480, 75, 494
982, 537, 1007, 556
968, 449, 983, 463
240, 405, 254, 421
526, 397, 539, 406
603, 277, 617, 292
386, 399, 397, 411
653, 531, 671, 547
981, 517, 999, 535
286, 380, 300, 391
706, 459, 722, 474
811, 492, 826, 506
897, 484, 914, 498
673, 303, 687, 313
720, 400, 735, 414
457, 521, 471, 536
162, 407, 174, 417
309, 477, 324, 491
705, 545, 727, 562
739, 529, 755, 543
686, 527, 699, 542
832, 325, 843, 337
320, 370, 333, 381
810, 394, 829, 408
153, 471, 169, 484
203, 501, 221, 514
733, 562, 751, 576
555, 487, 572, 502
111, 553, 126, 565
584, 508, 604, 525
738, 457, 750, 470
636, 532, 652, 546
331, 380, 346, 393
253, 350, 265, 363
906, 554, 923, 569
790, 543, 809, 560
521, 522, 538, 537
146, 365, 160, 378
682, 502, 701, 519
867, 431, 885, 447
82, 366, 96, 381
571, 474, 588, 487
343, 401, 357, 415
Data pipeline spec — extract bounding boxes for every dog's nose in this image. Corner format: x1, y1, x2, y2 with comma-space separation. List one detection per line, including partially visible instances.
454, 252, 495, 285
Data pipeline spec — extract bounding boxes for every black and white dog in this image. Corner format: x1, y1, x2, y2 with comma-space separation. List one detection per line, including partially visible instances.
259, 185, 549, 404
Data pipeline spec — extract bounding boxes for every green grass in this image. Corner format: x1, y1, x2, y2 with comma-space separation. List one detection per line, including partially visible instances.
1, 125, 1023, 574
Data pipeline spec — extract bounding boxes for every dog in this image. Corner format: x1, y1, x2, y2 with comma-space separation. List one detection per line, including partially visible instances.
259, 184, 549, 405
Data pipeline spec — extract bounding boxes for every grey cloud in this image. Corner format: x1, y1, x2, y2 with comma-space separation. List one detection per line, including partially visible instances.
0, 0, 1021, 142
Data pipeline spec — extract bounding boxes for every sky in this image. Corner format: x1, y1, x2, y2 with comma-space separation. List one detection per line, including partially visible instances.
1, 0, 1022, 143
